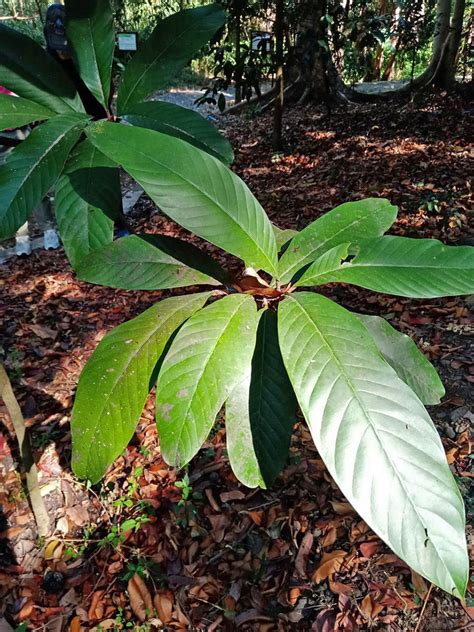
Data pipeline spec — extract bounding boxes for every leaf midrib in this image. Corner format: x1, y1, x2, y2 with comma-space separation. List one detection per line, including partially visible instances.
289, 295, 450, 577
171, 297, 249, 463
121, 145, 277, 275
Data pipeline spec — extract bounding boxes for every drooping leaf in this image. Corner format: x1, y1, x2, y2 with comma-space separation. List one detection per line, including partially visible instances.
72, 292, 210, 482
0, 113, 89, 239
248, 310, 297, 485
279, 292, 468, 596
123, 101, 233, 164
76, 234, 222, 289
272, 223, 298, 251
87, 122, 278, 275
55, 139, 120, 268
0, 24, 84, 113
226, 374, 266, 489
156, 294, 259, 467
116, 4, 226, 113
295, 243, 350, 287
278, 198, 397, 283
0, 94, 53, 130
305, 236, 474, 298
65, 0, 115, 109
356, 313, 445, 405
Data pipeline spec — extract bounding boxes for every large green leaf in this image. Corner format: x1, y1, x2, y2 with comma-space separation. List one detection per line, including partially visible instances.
55, 139, 120, 268
156, 294, 259, 467
226, 376, 266, 489
87, 122, 278, 275
76, 234, 222, 289
0, 94, 53, 130
72, 292, 210, 482
278, 292, 468, 596
0, 24, 84, 113
123, 101, 234, 164
65, 0, 115, 109
305, 236, 474, 298
0, 113, 88, 239
116, 4, 226, 113
356, 314, 445, 405
278, 199, 397, 284
248, 310, 297, 485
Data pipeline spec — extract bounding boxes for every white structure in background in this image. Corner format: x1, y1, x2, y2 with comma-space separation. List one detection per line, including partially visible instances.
0, 127, 60, 259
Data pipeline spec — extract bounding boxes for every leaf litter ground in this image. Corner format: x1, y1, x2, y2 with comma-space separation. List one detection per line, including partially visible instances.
0, 92, 472, 631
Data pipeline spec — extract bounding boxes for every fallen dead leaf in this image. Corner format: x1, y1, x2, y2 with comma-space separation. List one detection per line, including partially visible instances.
312, 550, 347, 584
154, 589, 174, 624
128, 573, 153, 622
360, 593, 385, 621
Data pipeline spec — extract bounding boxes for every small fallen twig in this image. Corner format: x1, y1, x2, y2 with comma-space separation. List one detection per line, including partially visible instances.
414, 583, 434, 632
0, 364, 50, 537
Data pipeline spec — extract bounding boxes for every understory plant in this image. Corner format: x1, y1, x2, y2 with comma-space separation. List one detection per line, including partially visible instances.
0, 0, 473, 603
0, 0, 231, 264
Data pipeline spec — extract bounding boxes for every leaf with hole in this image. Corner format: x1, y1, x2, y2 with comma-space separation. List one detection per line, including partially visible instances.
278, 198, 397, 283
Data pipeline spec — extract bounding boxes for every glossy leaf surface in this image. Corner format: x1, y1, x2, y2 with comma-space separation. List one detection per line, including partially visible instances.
72, 293, 210, 482
356, 313, 445, 405
308, 236, 474, 298
156, 294, 259, 467
0, 24, 84, 113
278, 198, 397, 283
0, 113, 88, 239
55, 139, 119, 268
65, 0, 115, 109
123, 101, 233, 164
76, 234, 222, 289
87, 122, 278, 275
116, 4, 226, 113
0, 94, 53, 130
279, 292, 468, 596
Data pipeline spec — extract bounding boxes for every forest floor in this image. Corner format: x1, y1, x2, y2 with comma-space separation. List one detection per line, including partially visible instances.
0, 91, 473, 632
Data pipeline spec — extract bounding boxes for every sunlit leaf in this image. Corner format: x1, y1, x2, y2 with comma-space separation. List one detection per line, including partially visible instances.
279, 292, 468, 596
72, 292, 210, 482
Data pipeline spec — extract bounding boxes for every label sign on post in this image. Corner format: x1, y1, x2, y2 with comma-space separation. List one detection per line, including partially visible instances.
251, 31, 273, 54
117, 32, 138, 51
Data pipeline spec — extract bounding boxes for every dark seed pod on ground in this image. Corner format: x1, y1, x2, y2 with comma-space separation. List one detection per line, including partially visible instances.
43, 571, 65, 594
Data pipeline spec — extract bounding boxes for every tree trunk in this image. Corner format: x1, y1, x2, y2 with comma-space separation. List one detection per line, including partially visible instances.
436, 0, 466, 87
273, 0, 285, 150
294, 0, 331, 103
